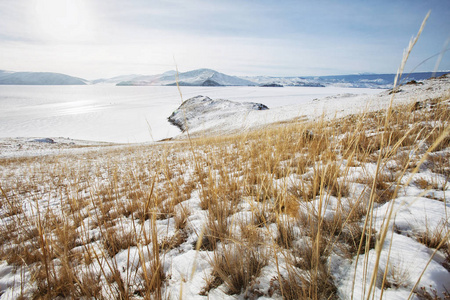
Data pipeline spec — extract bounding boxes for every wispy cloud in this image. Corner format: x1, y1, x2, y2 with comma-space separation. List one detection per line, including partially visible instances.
0, 0, 448, 78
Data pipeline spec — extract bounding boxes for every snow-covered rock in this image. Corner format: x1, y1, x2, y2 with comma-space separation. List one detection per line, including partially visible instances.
168, 95, 268, 132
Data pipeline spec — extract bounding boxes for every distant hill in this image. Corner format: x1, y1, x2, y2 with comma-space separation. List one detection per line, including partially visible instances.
244, 72, 449, 88
1, 68, 445, 87
91, 74, 145, 85
116, 68, 256, 86
308, 72, 449, 88
0, 70, 88, 85
242, 75, 326, 87
112, 69, 447, 88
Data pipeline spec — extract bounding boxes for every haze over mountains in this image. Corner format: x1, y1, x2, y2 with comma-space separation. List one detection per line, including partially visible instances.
0, 68, 447, 89
0, 70, 88, 85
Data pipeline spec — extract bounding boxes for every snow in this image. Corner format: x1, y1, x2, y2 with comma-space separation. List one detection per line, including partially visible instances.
168, 95, 268, 132
336, 194, 450, 299
340, 233, 449, 300
167, 250, 213, 299
0, 137, 119, 158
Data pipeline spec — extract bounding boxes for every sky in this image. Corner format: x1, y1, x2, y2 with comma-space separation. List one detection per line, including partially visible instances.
0, 0, 449, 79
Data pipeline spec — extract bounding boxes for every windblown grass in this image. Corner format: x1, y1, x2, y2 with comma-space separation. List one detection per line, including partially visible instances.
0, 86, 449, 298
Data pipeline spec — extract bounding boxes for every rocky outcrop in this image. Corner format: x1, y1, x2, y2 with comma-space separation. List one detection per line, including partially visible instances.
164, 79, 223, 86
168, 95, 268, 132
260, 83, 283, 87
201, 79, 222, 86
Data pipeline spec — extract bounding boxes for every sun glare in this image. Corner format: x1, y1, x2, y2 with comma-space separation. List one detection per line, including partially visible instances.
34, 0, 92, 42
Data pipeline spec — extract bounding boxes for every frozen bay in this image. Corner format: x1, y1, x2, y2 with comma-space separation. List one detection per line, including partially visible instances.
0, 85, 381, 143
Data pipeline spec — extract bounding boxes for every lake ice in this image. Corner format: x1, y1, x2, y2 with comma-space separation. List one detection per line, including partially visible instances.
0, 85, 381, 143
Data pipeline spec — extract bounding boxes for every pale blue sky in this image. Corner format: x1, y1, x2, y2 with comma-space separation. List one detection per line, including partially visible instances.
0, 0, 449, 79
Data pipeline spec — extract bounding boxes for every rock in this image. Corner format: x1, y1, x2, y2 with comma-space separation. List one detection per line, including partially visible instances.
168, 95, 269, 132
388, 88, 402, 95
411, 101, 424, 111
202, 79, 222, 86
406, 80, 423, 85
165, 79, 223, 86
31, 138, 55, 143
260, 83, 283, 87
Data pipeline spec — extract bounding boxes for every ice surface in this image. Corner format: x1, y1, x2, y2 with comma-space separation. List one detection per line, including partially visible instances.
0, 85, 381, 143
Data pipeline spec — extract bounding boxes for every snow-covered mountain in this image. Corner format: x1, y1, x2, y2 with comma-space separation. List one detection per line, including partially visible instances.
242, 75, 325, 87
116, 69, 256, 86
91, 74, 146, 85
244, 72, 449, 88
308, 72, 449, 88
0, 70, 88, 85
1, 68, 445, 87
114, 69, 448, 88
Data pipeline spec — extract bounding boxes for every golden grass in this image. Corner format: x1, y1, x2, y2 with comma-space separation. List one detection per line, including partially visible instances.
0, 91, 449, 299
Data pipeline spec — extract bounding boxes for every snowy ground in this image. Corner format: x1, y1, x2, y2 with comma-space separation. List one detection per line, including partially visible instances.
0, 75, 449, 299
0, 137, 124, 159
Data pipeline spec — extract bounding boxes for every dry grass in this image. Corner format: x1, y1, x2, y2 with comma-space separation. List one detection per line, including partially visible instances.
0, 92, 448, 298
208, 243, 267, 295
416, 221, 449, 250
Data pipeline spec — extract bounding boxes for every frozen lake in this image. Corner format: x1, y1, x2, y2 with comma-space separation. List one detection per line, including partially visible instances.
0, 85, 382, 143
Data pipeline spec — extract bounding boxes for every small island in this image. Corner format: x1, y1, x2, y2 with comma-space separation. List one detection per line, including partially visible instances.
260, 83, 284, 87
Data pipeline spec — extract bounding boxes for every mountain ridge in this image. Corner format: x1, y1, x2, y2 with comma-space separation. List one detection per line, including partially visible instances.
0, 70, 88, 85
113, 69, 450, 88
116, 68, 256, 86
0, 68, 447, 88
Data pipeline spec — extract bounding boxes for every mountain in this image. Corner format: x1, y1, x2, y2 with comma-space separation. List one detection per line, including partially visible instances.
0, 70, 88, 85
94, 69, 449, 88
91, 74, 145, 85
116, 68, 256, 86
244, 72, 449, 88
242, 75, 325, 87
0, 68, 445, 87
308, 72, 449, 88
